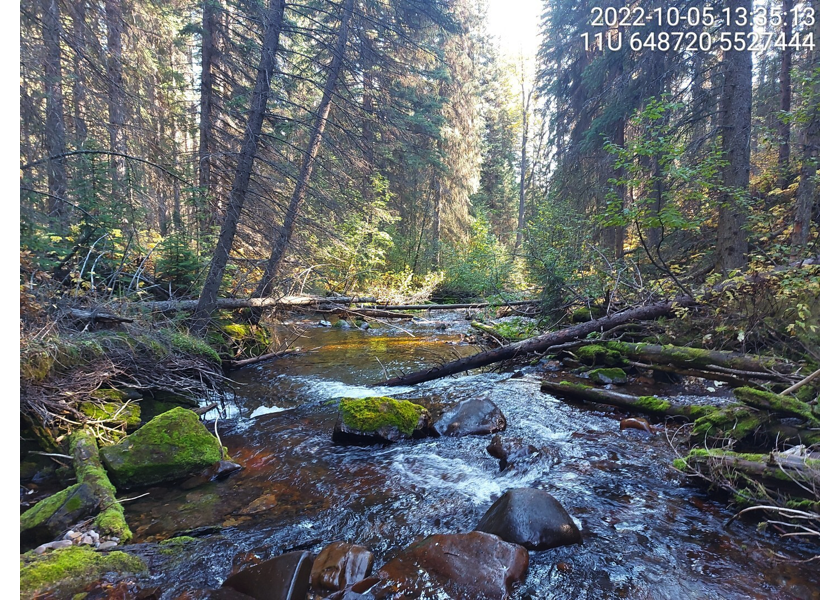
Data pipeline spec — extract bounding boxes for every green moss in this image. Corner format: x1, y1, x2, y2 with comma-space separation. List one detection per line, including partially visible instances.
164, 330, 221, 364
575, 343, 628, 367
686, 405, 718, 420
20, 485, 79, 532
786, 499, 819, 511
636, 396, 672, 413
90, 388, 129, 402
587, 368, 627, 384
206, 319, 272, 359
20, 546, 147, 598
673, 458, 688, 471
691, 405, 766, 442
159, 536, 197, 555
100, 407, 222, 489
80, 400, 141, 430
733, 387, 819, 426
339, 397, 425, 435
571, 306, 604, 322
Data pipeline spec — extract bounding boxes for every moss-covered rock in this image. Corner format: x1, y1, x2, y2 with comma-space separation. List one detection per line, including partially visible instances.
333, 397, 434, 445
100, 407, 222, 489
20, 483, 99, 546
587, 368, 628, 385
20, 546, 147, 599
159, 536, 197, 555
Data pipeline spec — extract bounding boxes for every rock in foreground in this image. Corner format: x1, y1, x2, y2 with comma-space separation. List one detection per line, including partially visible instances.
374, 531, 528, 599
434, 398, 507, 437
486, 435, 540, 471
332, 397, 435, 445
475, 488, 582, 550
222, 551, 313, 600
311, 541, 373, 592
20, 483, 98, 546
100, 407, 222, 489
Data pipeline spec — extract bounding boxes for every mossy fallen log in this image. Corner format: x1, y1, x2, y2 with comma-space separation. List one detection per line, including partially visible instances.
540, 381, 714, 420
583, 342, 798, 379
134, 295, 376, 313
69, 431, 132, 542
734, 387, 819, 427
674, 448, 820, 489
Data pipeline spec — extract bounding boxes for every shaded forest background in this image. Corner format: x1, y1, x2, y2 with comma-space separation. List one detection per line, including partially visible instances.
20, 0, 819, 356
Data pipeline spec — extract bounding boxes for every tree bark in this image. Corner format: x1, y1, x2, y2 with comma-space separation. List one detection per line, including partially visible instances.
252, 0, 354, 301
791, 0, 820, 257
191, 0, 287, 334
199, 0, 222, 227
777, 0, 793, 187
514, 76, 531, 252
540, 381, 708, 419
70, 0, 88, 145
105, 0, 127, 203
41, 0, 68, 229
155, 295, 372, 314
715, 0, 752, 273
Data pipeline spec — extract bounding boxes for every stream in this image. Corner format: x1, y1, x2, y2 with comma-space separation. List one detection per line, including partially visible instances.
118, 312, 818, 599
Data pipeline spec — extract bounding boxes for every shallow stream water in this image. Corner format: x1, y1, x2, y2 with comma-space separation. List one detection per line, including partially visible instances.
118, 313, 818, 599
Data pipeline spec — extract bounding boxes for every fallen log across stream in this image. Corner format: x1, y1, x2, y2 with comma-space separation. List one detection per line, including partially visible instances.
132, 295, 376, 313
377, 299, 694, 386
361, 300, 538, 311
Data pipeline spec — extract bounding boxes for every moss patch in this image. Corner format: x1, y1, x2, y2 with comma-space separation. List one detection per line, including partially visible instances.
159, 536, 197, 555
587, 368, 627, 385
691, 405, 768, 443
164, 330, 221, 364
20, 484, 88, 535
636, 396, 672, 413
575, 344, 628, 367
80, 401, 141, 430
339, 397, 425, 435
20, 546, 147, 599
206, 319, 272, 360
733, 387, 819, 426
100, 407, 222, 489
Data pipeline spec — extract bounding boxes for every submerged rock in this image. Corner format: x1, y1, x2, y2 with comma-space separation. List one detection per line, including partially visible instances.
100, 407, 223, 489
332, 397, 435, 445
20, 483, 99, 546
486, 434, 540, 471
620, 417, 653, 433
374, 531, 528, 599
475, 488, 582, 550
222, 551, 313, 600
434, 398, 506, 437
311, 541, 374, 592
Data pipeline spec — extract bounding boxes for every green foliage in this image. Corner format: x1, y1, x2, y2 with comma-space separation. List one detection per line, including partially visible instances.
154, 233, 204, 295
438, 212, 514, 299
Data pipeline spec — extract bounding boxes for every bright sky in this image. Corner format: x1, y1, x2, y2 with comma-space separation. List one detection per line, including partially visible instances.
485, 0, 543, 61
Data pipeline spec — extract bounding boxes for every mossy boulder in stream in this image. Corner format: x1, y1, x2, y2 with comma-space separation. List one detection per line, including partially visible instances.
20, 545, 147, 599
20, 483, 99, 546
100, 407, 222, 489
333, 397, 435, 445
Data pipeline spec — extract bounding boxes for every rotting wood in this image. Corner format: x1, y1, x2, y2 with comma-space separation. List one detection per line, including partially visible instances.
64, 308, 134, 323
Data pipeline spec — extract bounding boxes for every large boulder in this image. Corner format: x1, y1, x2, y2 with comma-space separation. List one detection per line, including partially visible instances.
373, 532, 528, 599
100, 407, 222, 489
20, 483, 99, 546
434, 398, 506, 437
332, 397, 435, 445
475, 488, 582, 550
222, 551, 313, 600
311, 542, 373, 593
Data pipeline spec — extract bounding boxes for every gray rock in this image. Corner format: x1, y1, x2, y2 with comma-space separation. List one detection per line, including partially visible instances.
435, 398, 506, 437
97, 541, 119, 551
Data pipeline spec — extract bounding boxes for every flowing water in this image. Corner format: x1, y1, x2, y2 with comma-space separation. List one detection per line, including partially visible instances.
118, 313, 818, 599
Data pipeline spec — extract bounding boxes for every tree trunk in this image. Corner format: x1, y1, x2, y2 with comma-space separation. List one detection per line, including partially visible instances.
70, 0, 88, 145
105, 0, 127, 203
715, 0, 752, 273
41, 0, 68, 229
514, 81, 530, 252
776, 0, 793, 187
540, 381, 709, 419
199, 0, 222, 227
252, 0, 354, 301
791, 0, 820, 257
191, 0, 287, 333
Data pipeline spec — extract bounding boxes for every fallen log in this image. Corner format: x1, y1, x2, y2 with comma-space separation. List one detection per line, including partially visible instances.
377, 299, 692, 386
734, 387, 820, 426
134, 295, 376, 313
64, 308, 134, 324
69, 431, 132, 542
319, 307, 413, 320
361, 300, 537, 311
227, 349, 299, 370
540, 381, 714, 420
676, 448, 820, 489
578, 341, 798, 378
